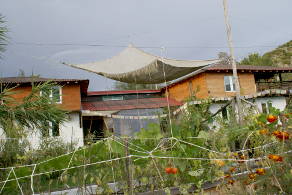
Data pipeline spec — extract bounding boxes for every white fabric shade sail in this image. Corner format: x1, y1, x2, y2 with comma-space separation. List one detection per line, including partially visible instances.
64, 45, 219, 84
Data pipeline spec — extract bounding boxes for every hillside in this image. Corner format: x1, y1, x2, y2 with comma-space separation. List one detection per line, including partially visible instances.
264, 40, 292, 67
240, 40, 292, 80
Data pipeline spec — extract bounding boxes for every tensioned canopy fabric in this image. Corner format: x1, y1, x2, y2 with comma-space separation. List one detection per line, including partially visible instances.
64, 45, 219, 84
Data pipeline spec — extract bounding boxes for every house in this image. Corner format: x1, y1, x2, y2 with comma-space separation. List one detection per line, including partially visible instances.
164, 64, 292, 118
81, 89, 182, 139
0, 77, 89, 148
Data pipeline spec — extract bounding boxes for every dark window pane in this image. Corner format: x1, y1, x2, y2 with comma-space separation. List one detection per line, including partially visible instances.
102, 95, 123, 101
268, 102, 273, 113
52, 121, 60, 136
261, 103, 267, 113
225, 84, 231, 91
52, 86, 61, 102
224, 76, 232, 91
222, 107, 228, 119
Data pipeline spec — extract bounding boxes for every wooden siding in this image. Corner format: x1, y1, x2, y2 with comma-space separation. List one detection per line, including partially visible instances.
8, 84, 81, 111
205, 72, 256, 98
168, 73, 208, 102
60, 85, 81, 111
167, 72, 256, 101
10, 86, 32, 103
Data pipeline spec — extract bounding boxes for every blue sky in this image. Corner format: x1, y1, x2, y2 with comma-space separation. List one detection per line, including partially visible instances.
1, 0, 291, 90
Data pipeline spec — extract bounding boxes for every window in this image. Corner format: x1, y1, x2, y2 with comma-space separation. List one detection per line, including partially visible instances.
51, 121, 60, 136
224, 76, 236, 92
42, 121, 60, 137
40, 86, 62, 103
222, 107, 228, 120
261, 103, 268, 114
51, 86, 61, 103
261, 102, 273, 114
102, 95, 123, 101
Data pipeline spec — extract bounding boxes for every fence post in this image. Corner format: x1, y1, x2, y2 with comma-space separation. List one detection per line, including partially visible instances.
124, 137, 133, 194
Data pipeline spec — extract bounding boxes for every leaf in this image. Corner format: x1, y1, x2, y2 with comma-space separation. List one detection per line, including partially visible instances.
164, 187, 171, 195
197, 131, 209, 139
141, 177, 148, 184
90, 176, 94, 184
188, 169, 204, 177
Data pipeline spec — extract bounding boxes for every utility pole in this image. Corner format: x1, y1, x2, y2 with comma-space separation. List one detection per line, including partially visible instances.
222, 0, 242, 123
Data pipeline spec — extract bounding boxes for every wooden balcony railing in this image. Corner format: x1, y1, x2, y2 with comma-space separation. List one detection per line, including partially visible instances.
256, 81, 292, 92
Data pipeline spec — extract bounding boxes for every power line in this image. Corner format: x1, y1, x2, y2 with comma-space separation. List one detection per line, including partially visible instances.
11, 41, 292, 49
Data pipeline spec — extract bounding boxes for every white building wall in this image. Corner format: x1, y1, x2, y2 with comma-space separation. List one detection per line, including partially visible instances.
254, 96, 287, 112
0, 112, 84, 150
209, 103, 226, 115
207, 96, 287, 130
208, 96, 287, 115
59, 112, 84, 147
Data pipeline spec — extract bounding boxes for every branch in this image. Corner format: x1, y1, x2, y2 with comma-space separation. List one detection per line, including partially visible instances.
201, 100, 232, 123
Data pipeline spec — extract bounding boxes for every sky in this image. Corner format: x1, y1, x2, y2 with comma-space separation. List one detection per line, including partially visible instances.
0, 0, 291, 91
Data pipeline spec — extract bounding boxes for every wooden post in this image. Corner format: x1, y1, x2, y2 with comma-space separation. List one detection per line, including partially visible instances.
279, 73, 283, 82
124, 137, 133, 194
222, 0, 243, 124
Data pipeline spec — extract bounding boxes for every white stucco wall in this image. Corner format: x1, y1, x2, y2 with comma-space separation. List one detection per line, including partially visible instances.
253, 96, 287, 112
0, 112, 84, 150
209, 103, 226, 115
209, 96, 287, 115
207, 96, 287, 130
59, 112, 84, 147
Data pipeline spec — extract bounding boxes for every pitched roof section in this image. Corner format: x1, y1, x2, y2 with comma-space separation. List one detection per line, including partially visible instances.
165, 64, 292, 89
206, 64, 292, 71
0, 77, 89, 94
82, 97, 182, 111
87, 89, 161, 96
0, 77, 88, 84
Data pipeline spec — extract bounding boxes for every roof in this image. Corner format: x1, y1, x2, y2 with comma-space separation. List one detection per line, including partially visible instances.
0, 77, 89, 94
0, 77, 88, 84
87, 89, 161, 96
206, 64, 292, 71
164, 64, 292, 89
64, 45, 219, 84
82, 97, 182, 111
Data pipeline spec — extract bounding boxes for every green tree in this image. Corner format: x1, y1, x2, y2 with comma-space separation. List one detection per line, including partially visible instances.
0, 82, 68, 167
0, 82, 67, 137
218, 52, 232, 65
239, 53, 274, 66
0, 14, 7, 57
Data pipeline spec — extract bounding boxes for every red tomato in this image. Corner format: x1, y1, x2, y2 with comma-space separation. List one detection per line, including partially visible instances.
165, 167, 172, 174
267, 115, 277, 123
171, 168, 178, 174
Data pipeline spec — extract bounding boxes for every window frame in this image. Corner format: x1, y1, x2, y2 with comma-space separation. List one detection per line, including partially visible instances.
261, 101, 273, 114
51, 121, 60, 137
102, 95, 123, 101
40, 86, 62, 104
42, 121, 60, 137
224, 76, 236, 92
51, 86, 62, 104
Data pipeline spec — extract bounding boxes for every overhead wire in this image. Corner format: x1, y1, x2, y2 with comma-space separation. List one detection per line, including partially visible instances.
11, 41, 292, 49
